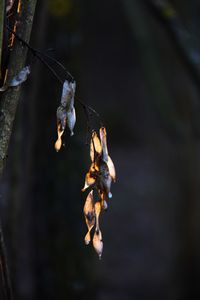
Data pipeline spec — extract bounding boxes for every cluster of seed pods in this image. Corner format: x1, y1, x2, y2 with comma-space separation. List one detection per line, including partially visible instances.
54, 80, 116, 259
82, 128, 116, 259
0, 51, 116, 259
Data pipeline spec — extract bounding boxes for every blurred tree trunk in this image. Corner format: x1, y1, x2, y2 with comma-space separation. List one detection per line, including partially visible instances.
122, 1, 200, 299
0, 0, 5, 80
0, 1, 37, 299
11, 2, 48, 299
122, 0, 185, 138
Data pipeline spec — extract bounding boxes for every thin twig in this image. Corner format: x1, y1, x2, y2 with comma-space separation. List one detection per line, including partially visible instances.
7, 25, 104, 128
7, 26, 74, 82
36, 53, 63, 84
6, 25, 64, 84
36, 50, 74, 82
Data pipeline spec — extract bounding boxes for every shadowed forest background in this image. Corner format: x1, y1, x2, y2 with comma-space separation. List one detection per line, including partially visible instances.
1, 0, 200, 299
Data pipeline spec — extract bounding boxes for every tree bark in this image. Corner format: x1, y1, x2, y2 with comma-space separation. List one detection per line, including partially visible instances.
0, 0, 37, 175
0, 1, 37, 299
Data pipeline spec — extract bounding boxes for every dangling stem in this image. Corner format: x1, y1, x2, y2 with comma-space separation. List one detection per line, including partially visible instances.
7, 25, 104, 135
36, 50, 74, 82
6, 25, 64, 84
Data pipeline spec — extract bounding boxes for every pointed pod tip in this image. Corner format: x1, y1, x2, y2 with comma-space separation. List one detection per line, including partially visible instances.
108, 192, 112, 199
102, 200, 108, 210
54, 144, 60, 152
70, 132, 74, 136
54, 138, 62, 152
84, 231, 91, 245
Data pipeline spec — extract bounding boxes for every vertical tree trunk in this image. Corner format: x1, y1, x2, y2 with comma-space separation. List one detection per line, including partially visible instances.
13, 2, 48, 299
0, 1, 37, 299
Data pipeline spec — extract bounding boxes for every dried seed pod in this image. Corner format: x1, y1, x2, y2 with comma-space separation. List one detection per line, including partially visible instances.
83, 191, 95, 245
58, 80, 76, 136
93, 230, 103, 259
99, 127, 116, 182
102, 199, 108, 210
82, 163, 97, 191
84, 231, 91, 245
10, 66, 31, 87
82, 127, 116, 257
90, 131, 102, 162
94, 201, 101, 232
56, 106, 67, 131
61, 80, 76, 108
66, 107, 76, 136
99, 191, 108, 210
0, 66, 31, 92
96, 161, 112, 199
54, 123, 64, 152
99, 127, 108, 163
107, 155, 116, 182
82, 170, 95, 191
55, 106, 67, 152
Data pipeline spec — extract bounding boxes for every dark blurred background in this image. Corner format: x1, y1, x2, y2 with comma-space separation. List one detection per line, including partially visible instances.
1, 0, 200, 299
